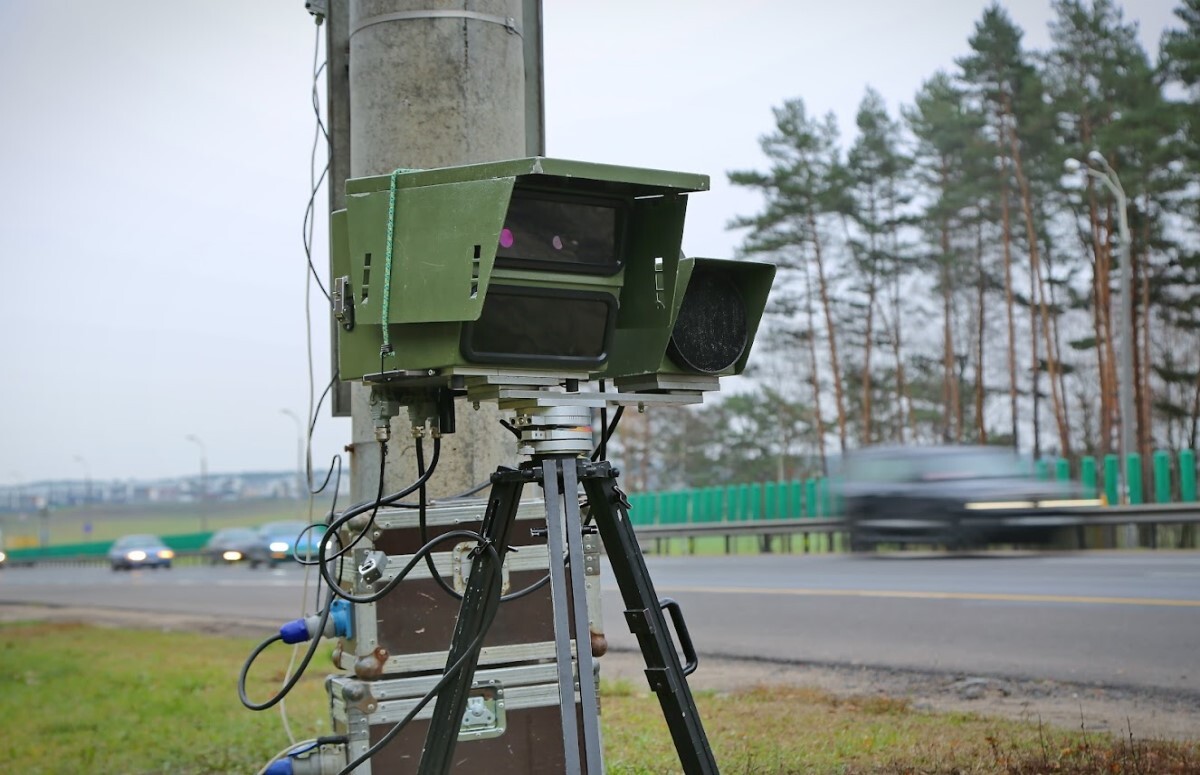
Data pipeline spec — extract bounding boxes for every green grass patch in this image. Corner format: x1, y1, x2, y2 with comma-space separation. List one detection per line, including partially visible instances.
1, 621, 1196, 774
645, 532, 846, 557
0, 621, 330, 773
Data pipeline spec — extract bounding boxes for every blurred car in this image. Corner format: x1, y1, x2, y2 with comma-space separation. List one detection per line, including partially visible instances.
108, 534, 175, 570
202, 527, 261, 565
839, 445, 1100, 551
247, 520, 324, 568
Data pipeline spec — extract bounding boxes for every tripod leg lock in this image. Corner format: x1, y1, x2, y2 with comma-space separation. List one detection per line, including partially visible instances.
466, 536, 497, 561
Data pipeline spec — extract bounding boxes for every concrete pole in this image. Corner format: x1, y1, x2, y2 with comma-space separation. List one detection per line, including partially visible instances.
346, 0, 527, 500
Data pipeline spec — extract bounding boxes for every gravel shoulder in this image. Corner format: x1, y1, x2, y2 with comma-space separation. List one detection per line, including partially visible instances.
4, 602, 1197, 741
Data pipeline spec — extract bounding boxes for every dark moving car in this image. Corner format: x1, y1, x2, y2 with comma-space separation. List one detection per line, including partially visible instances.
203, 527, 261, 565
840, 445, 1099, 551
108, 534, 175, 570
247, 520, 324, 568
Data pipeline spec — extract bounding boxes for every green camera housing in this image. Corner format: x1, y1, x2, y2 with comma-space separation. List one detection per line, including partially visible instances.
601, 256, 775, 388
329, 157, 773, 389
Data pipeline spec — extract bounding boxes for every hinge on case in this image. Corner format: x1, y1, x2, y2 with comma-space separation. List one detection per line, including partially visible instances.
333, 276, 355, 330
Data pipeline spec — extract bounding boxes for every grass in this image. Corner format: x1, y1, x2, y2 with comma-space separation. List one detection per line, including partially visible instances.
644, 533, 846, 557
1, 621, 1197, 774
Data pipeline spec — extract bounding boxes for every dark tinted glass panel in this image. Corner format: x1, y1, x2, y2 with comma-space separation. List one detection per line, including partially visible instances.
496, 195, 619, 270
464, 287, 613, 367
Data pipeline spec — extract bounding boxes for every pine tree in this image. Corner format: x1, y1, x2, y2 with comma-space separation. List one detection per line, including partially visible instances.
905, 72, 992, 442
841, 87, 912, 444
729, 99, 850, 452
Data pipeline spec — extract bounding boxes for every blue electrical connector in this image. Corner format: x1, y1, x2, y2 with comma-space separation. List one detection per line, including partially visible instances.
279, 599, 353, 645
263, 759, 294, 775
261, 739, 347, 774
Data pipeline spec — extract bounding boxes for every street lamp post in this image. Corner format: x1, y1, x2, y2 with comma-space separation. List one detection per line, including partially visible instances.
185, 434, 209, 531
8, 471, 22, 513
72, 454, 91, 505
281, 409, 306, 499
1065, 151, 1135, 504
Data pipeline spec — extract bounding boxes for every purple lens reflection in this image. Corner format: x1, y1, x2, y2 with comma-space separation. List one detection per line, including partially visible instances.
552, 235, 563, 251
499, 228, 514, 249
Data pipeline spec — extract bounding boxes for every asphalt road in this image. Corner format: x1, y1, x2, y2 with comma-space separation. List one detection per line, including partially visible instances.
2, 551, 1197, 695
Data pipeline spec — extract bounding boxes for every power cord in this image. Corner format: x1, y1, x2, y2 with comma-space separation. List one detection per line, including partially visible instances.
336, 545, 504, 775
238, 585, 335, 712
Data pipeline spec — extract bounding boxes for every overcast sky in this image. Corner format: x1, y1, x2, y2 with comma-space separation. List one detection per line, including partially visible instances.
0, 1, 1180, 485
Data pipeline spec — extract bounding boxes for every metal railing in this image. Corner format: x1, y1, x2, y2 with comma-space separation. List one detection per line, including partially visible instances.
630, 503, 1200, 554
4, 504, 1196, 567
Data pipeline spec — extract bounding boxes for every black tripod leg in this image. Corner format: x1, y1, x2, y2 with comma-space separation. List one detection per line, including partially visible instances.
580, 461, 720, 774
418, 467, 530, 775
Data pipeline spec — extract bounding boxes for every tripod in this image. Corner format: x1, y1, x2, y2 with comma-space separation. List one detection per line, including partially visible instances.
417, 415, 719, 773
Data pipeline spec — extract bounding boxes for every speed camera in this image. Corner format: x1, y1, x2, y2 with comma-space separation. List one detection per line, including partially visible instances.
329, 157, 773, 391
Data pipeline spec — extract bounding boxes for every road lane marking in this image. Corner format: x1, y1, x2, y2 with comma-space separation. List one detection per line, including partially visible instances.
651, 586, 1200, 608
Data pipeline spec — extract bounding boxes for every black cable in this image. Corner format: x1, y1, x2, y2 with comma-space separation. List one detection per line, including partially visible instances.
308, 454, 341, 498
238, 585, 335, 712
384, 476, 492, 507
330, 528, 491, 605
412, 440, 555, 604
304, 22, 331, 303
317, 440, 392, 566
321, 437, 442, 528
316, 438, 441, 588
305, 374, 337, 495
295, 448, 380, 568
590, 405, 626, 462
337, 547, 504, 775
447, 479, 492, 499
598, 380, 609, 461
416, 439, 466, 599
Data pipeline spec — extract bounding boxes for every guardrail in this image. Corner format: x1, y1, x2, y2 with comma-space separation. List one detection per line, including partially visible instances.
630, 503, 1200, 554
2, 531, 213, 567
4, 505, 1197, 567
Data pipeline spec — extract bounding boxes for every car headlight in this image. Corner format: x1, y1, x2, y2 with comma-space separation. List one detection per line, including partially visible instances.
1035, 498, 1103, 508
157, 549, 175, 560
222, 550, 243, 561
269, 541, 290, 553
0, 550, 7, 563
964, 500, 1036, 510
127, 550, 147, 561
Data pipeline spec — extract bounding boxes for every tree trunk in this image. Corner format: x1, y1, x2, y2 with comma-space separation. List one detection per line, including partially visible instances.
1003, 98, 1070, 456
1094, 197, 1120, 458
1189, 368, 1200, 450
807, 208, 848, 451
975, 218, 988, 444
1031, 253, 1042, 458
941, 204, 957, 441
839, 212, 878, 446
804, 261, 828, 473
1137, 200, 1153, 460
1042, 229, 1072, 445
1000, 151, 1020, 449
863, 283, 876, 445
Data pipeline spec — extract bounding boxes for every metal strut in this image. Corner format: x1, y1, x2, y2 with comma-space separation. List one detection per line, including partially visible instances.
580, 460, 719, 774
418, 457, 718, 774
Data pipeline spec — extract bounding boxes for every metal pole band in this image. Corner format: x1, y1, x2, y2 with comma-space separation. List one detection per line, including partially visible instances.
350, 10, 522, 39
